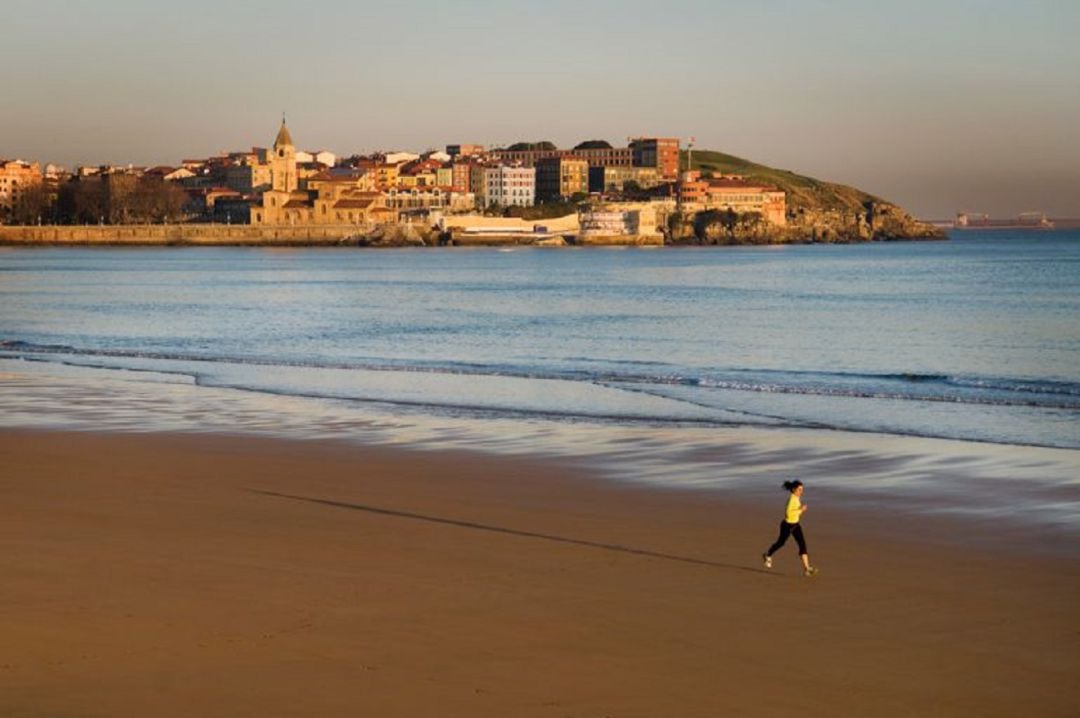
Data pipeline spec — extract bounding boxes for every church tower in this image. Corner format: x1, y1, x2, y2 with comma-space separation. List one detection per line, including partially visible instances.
270, 117, 297, 193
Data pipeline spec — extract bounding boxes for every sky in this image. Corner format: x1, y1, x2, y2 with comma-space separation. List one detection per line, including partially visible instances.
2, 0, 1078, 218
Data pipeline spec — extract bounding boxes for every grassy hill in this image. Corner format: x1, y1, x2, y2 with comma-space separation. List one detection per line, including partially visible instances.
680, 149, 942, 241
685, 149, 881, 213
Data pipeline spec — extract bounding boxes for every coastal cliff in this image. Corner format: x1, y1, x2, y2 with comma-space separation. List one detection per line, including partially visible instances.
673, 149, 943, 244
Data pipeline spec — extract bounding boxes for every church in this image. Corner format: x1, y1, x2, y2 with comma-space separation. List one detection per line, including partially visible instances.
251, 119, 389, 227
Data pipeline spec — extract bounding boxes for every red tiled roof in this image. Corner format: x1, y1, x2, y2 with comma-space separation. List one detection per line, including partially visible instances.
333, 199, 374, 209
705, 178, 780, 191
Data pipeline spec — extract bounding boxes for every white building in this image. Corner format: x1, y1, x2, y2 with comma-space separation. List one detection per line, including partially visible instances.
384, 151, 420, 165
295, 150, 337, 167
483, 166, 535, 208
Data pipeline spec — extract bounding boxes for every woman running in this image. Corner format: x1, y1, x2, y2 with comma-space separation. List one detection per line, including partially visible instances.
763, 479, 818, 576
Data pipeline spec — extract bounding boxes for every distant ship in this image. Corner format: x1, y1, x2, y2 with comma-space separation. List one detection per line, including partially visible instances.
954, 212, 1055, 230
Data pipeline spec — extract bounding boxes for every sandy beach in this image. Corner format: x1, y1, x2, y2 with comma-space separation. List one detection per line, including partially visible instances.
1, 428, 1077, 717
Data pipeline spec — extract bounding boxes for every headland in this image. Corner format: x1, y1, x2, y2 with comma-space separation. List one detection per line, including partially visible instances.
1, 122, 942, 247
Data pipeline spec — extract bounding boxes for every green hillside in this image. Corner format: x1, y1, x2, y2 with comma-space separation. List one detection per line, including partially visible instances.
685, 149, 880, 212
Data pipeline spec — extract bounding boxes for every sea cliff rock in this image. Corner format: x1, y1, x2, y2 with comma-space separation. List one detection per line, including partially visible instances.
668, 200, 943, 245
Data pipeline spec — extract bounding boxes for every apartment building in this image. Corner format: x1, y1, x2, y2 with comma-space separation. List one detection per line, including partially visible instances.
483, 166, 535, 208
535, 156, 589, 201
630, 137, 680, 180
0, 159, 42, 223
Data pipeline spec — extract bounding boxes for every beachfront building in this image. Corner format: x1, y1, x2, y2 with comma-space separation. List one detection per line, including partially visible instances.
579, 206, 663, 238
483, 166, 535, 208
0, 159, 42, 223
679, 173, 787, 226
385, 187, 476, 214
535, 157, 589, 201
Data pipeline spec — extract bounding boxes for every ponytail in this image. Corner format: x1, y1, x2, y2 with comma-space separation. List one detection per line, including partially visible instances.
782, 479, 803, 492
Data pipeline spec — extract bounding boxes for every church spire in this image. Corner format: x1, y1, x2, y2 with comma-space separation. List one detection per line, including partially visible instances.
274, 115, 293, 149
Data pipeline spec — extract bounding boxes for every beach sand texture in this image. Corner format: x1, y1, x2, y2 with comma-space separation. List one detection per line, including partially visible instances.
2, 429, 1077, 717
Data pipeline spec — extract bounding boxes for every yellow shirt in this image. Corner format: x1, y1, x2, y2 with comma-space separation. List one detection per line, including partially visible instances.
785, 494, 802, 524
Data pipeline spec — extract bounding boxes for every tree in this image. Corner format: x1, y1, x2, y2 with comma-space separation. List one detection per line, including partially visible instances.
7, 183, 51, 225
128, 177, 188, 222
507, 141, 557, 152
573, 139, 612, 150
57, 179, 107, 224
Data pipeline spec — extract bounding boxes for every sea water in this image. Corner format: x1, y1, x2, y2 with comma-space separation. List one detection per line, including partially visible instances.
1, 232, 1078, 524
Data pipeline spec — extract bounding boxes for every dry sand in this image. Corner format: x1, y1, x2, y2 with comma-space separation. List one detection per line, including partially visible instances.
1, 429, 1077, 717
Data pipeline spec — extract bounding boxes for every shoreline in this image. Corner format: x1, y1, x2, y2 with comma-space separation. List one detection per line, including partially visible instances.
2, 351, 1078, 554
0, 223, 945, 247
2, 427, 1077, 716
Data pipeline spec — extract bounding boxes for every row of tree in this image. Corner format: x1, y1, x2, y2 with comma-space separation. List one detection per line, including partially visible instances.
4, 176, 188, 225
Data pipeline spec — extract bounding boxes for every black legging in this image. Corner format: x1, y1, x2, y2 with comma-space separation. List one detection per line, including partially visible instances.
766, 521, 807, 556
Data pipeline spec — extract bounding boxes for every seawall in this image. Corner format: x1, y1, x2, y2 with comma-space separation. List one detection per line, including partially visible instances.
0, 224, 666, 248
0, 224, 361, 246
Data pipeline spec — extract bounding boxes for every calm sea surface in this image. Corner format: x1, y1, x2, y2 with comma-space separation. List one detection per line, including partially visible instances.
2, 231, 1078, 526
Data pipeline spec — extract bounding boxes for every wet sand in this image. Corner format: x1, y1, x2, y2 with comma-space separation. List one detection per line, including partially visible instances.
1, 429, 1077, 717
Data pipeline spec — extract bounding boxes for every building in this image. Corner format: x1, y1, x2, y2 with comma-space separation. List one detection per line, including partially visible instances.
579, 206, 663, 237
0, 159, 42, 223
295, 150, 336, 167
450, 162, 474, 193
384, 152, 420, 165
253, 120, 311, 224
385, 187, 475, 215
679, 173, 787, 226
483, 166, 535, 208
535, 156, 589, 201
223, 162, 272, 194
588, 166, 662, 193
630, 137, 680, 180
398, 158, 443, 188
145, 166, 196, 183
251, 121, 395, 227
446, 144, 484, 158
488, 137, 679, 179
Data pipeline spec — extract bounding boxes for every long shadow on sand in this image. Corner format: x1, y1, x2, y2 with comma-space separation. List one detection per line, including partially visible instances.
250, 489, 773, 575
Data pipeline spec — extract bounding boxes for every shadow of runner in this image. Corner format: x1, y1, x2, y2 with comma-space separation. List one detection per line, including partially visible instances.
250, 488, 773, 575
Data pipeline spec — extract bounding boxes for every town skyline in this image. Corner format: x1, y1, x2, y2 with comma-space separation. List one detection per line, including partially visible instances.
3, 0, 1078, 219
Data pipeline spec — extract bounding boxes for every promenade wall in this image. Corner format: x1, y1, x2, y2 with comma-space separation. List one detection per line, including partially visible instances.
0, 222, 665, 247
0, 224, 360, 246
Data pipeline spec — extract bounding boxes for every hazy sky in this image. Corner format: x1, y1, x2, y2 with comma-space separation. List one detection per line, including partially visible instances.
3, 0, 1077, 218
